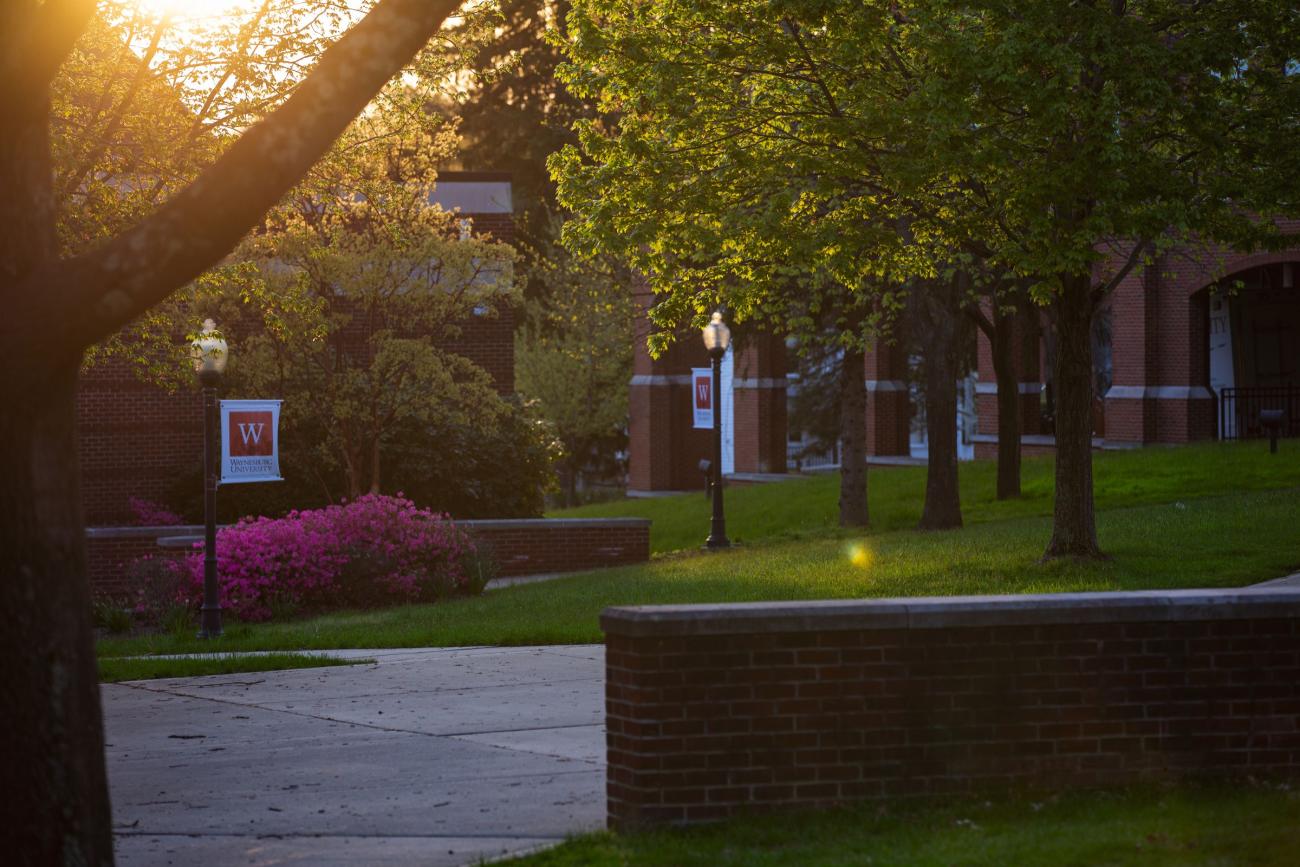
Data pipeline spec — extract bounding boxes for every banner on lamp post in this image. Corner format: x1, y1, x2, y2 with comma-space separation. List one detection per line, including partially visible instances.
691, 368, 714, 430
219, 399, 283, 484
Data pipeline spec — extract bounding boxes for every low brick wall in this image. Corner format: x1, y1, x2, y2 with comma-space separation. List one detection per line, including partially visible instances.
602, 590, 1300, 830
86, 517, 650, 595
85, 526, 205, 597
465, 518, 650, 577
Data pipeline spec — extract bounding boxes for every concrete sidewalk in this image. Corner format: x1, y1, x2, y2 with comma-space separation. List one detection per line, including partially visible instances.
103, 645, 606, 866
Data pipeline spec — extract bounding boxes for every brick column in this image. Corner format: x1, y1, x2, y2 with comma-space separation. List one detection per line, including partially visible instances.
731, 332, 788, 474
1105, 256, 1215, 444
627, 288, 713, 493
863, 339, 910, 456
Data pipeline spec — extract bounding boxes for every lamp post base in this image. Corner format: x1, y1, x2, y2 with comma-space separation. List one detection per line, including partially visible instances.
197, 605, 223, 640
704, 516, 731, 550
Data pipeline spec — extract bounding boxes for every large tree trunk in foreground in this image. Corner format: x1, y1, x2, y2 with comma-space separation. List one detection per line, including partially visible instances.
1, 84, 113, 864
838, 343, 869, 527
918, 281, 964, 530
1044, 273, 1103, 559
1, 362, 113, 866
990, 308, 1023, 500
1, 1, 466, 860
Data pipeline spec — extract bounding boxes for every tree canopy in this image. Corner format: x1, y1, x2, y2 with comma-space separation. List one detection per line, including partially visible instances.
551, 0, 1300, 547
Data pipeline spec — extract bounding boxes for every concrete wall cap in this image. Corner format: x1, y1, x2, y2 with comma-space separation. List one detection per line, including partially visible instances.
86, 525, 206, 539
89, 517, 651, 538
157, 536, 203, 549
462, 517, 652, 530
601, 589, 1300, 636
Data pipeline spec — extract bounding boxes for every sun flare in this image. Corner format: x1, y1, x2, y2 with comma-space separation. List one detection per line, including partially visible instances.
846, 542, 874, 570
135, 0, 257, 21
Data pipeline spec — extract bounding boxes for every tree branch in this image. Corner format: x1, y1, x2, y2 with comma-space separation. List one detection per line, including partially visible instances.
1096, 239, 1150, 302
32, 0, 465, 354
58, 16, 172, 202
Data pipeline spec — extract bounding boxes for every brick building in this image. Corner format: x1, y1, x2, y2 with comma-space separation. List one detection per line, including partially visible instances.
77, 172, 516, 525
629, 235, 1300, 493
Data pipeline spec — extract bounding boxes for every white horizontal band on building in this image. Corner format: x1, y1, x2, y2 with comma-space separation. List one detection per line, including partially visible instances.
629, 374, 692, 386
864, 379, 907, 392
733, 378, 787, 389
1104, 385, 1215, 400
974, 382, 1044, 395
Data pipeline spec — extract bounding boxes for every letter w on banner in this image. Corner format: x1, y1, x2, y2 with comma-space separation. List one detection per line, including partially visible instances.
691, 368, 714, 430
220, 400, 284, 484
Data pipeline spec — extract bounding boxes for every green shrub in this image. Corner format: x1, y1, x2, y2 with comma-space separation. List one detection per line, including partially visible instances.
387, 396, 560, 519
125, 555, 194, 629
92, 601, 133, 635
166, 397, 559, 522
453, 541, 499, 598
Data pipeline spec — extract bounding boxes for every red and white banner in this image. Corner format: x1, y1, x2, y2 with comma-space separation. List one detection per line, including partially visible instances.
691, 368, 713, 430
220, 399, 283, 484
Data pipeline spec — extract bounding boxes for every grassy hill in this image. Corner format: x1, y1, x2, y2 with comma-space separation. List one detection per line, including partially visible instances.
551, 441, 1300, 554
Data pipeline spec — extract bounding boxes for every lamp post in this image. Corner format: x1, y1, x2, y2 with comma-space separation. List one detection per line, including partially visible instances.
192, 319, 228, 639
702, 311, 731, 549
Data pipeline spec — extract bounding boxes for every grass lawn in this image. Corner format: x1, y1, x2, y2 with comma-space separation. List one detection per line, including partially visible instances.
502, 783, 1300, 866
553, 441, 1300, 554
97, 483, 1300, 656
97, 652, 367, 682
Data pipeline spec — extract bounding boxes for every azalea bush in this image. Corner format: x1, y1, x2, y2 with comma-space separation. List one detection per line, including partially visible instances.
179, 494, 483, 621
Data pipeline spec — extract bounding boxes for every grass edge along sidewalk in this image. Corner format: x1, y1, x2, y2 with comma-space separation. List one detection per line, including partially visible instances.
499, 782, 1300, 867
97, 485, 1300, 658
98, 652, 370, 683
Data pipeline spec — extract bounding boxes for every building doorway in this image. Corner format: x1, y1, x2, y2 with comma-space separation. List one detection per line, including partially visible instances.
1210, 262, 1300, 440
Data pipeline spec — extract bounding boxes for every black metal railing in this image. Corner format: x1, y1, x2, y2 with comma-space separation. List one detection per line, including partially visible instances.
1219, 386, 1300, 441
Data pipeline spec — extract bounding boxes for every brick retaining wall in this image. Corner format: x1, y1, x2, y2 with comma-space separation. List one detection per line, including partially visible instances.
602, 590, 1300, 829
465, 519, 650, 577
87, 517, 650, 596
86, 526, 209, 597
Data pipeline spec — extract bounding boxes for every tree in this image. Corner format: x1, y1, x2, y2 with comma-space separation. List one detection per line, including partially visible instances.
64, 2, 494, 378
912, 272, 972, 530
966, 280, 1036, 500
447, 1, 637, 496
241, 113, 518, 499
551, 0, 921, 527
515, 223, 635, 504
902, 0, 1300, 557
454, 0, 595, 238
1, 1, 471, 860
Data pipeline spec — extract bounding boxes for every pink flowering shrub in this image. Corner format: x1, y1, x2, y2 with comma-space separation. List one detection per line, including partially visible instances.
180, 494, 480, 621
129, 496, 184, 527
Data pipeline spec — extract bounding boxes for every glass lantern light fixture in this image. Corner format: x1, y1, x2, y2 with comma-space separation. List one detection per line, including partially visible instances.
191, 318, 229, 381
702, 310, 731, 358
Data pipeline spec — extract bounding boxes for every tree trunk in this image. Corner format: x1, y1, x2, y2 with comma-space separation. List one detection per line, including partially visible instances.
920, 346, 963, 530
369, 437, 382, 495
918, 284, 963, 530
0, 78, 114, 867
990, 310, 1022, 500
838, 343, 869, 527
0, 358, 114, 866
1044, 273, 1103, 559
565, 457, 580, 507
